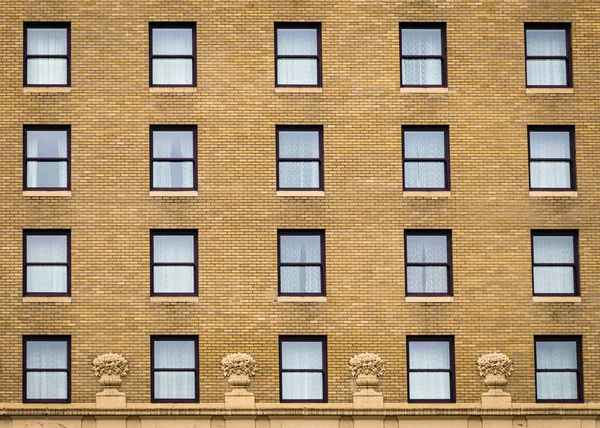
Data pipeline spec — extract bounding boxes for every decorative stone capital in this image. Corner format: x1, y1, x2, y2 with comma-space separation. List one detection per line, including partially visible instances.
92, 353, 128, 407
222, 353, 257, 407
477, 352, 513, 407
349, 353, 385, 407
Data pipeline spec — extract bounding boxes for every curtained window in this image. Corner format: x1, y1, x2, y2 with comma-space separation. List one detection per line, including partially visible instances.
150, 24, 196, 86
151, 126, 196, 190
529, 127, 575, 190
525, 24, 571, 87
535, 337, 582, 402
24, 126, 70, 190
151, 230, 197, 295
24, 231, 70, 295
407, 337, 455, 402
276, 24, 321, 86
151, 336, 198, 402
405, 231, 452, 295
400, 24, 446, 87
532, 231, 578, 295
277, 126, 323, 190
280, 337, 327, 402
278, 231, 325, 295
24, 336, 70, 403
25, 23, 70, 86
403, 126, 449, 190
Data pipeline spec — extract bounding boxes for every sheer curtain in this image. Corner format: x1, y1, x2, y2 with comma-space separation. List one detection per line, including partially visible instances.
27, 130, 68, 188
27, 235, 68, 293
153, 235, 194, 293
26, 341, 68, 400
404, 131, 445, 188
530, 131, 571, 189
154, 340, 196, 399
152, 29, 193, 85
278, 131, 320, 188
153, 131, 194, 189
408, 341, 451, 400
536, 341, 578, 400
281, 341, 323, 400
277, 29, 318, 85
280, 235, 321, 293
402, 29, 442, 85
406, 235, 448, 293
526, 30, 567, 86
27, 28, 68, 85
533, 235, 574, 294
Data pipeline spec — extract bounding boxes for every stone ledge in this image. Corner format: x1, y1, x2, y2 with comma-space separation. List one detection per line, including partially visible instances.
149, 87, 197, 93
23, 87, 71, 93
277, 190, 325, 197
403, 191, 451, 198
277, 296, 327, 303
406, 296, 454, 303
149, 190, 198, 197
401, 87, 449, 93
533, 296, 582, 303
526, 87, 574, 94
274, 87, 323, 94
529, 191, 577, 198
23, 190, 71, 197
150, 296, 199, 303
23, 296, 71, 303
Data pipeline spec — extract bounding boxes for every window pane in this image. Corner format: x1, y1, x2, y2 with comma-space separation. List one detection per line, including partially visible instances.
533, 236, 574, 263
281, 372, 323, 400
152, 59, 193, 85
534, 266, 575, 294
282, 341, 323, 369
530, 132, 570, 159
153, 162, 194, 189
26, 372, 68, 400
277, 29, 317, 55
152, 28, 193, 55
526, 60, 567, 86
406, 266, 448, 294
154, 340, 195, 369
404, 131, 445, 159
279, 162, 320, 189
402, 59, 442, 86
404, 162, 445, 189
153, 131, 194, 158
402, 29, 442, 55
154, 266, 195, 293
280, 266, 321, 293
536, 341, 578, 369
27, 28, 67, 55
27, 341, 68, 369
530, 162, 571, 189
27, 58, 68, 85
27, 130, 68, 158
280, 235, 321, 263
27, 235, 67, 263
406, 235, 447, 263
409, 372, 450, 400
279, 131, 320, 158
154, 235, 194, 263
27, 161, 68, 189
27, 266, 68, 293
409, 341, 450, 369
526, 30, 566, 56
537, 372, 578, 400
277, 59, 318, 85
154, 371, 196, 400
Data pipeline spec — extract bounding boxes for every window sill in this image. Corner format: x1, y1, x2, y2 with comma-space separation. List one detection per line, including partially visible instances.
23, 190, 71, 197
526, 87, 574, 94
150, 191, 198, 197
401, 87, 448, 94
23, 87, 71, 93
406, 296, 454, 303
151, 296, 199, 303
277, 296, 327, 303
149, 87, 197, 93
403, 191, 451, 198
529, 191, 577, 198
533, 296, 581, 303
23, 296, 71, 303
277, 190, 325, 198
274, 87, 323, 94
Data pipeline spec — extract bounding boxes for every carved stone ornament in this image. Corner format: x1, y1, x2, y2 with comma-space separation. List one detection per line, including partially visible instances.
349, 353, 386, 392
477, 352, 513, 392
221, 353, 257, 391
92, 353, 129, 392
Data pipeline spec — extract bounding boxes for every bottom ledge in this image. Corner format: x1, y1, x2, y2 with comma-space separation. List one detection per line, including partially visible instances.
533, 296, 582, 303
150, 296, 199, 303
23, 296, 71, 303
406, 296, 454, 303
277, 296, 327, 303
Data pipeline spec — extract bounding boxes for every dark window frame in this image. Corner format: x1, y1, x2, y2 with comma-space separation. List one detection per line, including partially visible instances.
274, 23, 322, 88
150, 335, 199, 403
277, 229, 326, 296
24, 22, 71, 87
528, 125, 576, 191
531, 230, 579, 296
524, 23, 572, 88
279, 335, 328, 403
276, 125, 324, 191
23, 229, 71, 297
23, 335, 71, 404
150, 229, 198, 297
399, 23, 447, 88
23, 125, 71, 191
402, 125, 450, 191
406, 335, 456, 403
149, 22, 197, 87
150, 125, 198, 191
534, 335, 583, 403
404, 230, 453, 297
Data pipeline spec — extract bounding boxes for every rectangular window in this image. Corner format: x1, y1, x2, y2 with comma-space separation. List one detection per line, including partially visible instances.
525, 24, 572, 87
277, 126, 323, 190
531, 231, 578, 296
23, 336, 70, 403
402, 126, 449, 190
151, 230, 197, 296
405, 230, 452, 296
400, 24, 446, 87
151, 336, 199, 402
278, 230, 325, 296
24, 230, 70, 296
528, 126, 575, 191
535, 336, 582, 402
150, 126, 197, 190
407, 336, 455, 403
24, 23, 70, 86
275, 23, 322, 87
24, 126, 70, 190
150, 23, 196, 87
279, 336, 327, 402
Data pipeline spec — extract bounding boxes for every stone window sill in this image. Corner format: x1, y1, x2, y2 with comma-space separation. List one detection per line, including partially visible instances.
151, 296, 199, 303
406, 296, 454, 303
403, 191, 451, 198
149, 87, 197, 93
526, 87, 574, 94
23, 190, 71, 197
23, 296, 71, 303
533, 296, 581, 303
274, 87, 323, 94
277, 190, 325, 197
150, 191, 198, 197
23, 87, 71, 93
401, 87, 449, 94
278, 296, 327, 303
529, 191, 577, 198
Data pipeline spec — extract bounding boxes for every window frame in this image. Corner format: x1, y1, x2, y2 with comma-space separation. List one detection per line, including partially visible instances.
23, 125, 71, 191
23, 335, 71, 404
534, 335, 583, 403
277, 229, 326, 296
23, 229, 71, 297
149, 22, 197, 87
402, 125, 450, 191
150, 335, 199, 403
276, 125, 324, 191
274, 23, 322, 88
150, 229, 198, 297
528, 125, 576, 191
531, 230, 579, 297
399, 23, 447, 88
150, 125, 198, 191
406, 335, 456, 403
524, 23, 572, 88
404, 230, 453, 297
279, 335, 328, 403
23, 22, 71, 87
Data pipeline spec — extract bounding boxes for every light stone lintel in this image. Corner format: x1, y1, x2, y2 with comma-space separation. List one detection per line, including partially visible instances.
403, 191, 451, 198
149, 190, 198, 197
23, 296, 72, 303
278, 296, 327, 303
274, 87, 323, 94
526, 87, 574, 94
151, 296, 199, 303
401, 87, 449, 93
149, 87, 197, 93
23, 87, 71, 93
533, 296, 582, 303
277, 190, 325, 197
406, 296, 454, 303
24, 190, 72, 197
529, 191, 577, 198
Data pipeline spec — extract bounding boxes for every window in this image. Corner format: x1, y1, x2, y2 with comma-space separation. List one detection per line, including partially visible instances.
404, 230, 452, 296
535, 336, 582, 402
24, 23, 70, 86
23, 336, 70, 403
150, 126, 197, 190
279, 336, 327, 402
151, 336, 199, 402
400, 24, 446, 87
528, 126, 575, 191
525, 24, 572, 87
407, 336, 455, 403
24, 126, 70, 190
151, 230, 197, 296
402, 126, 449, 190
24, 230, 70, 296
150, 23, 196, 86
276, 126, 323, 190
275, 23, 322, 87
531, 231, 578, 296
278, 230, 325, 296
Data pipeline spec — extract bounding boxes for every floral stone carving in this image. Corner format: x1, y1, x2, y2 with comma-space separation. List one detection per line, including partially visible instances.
92, 353, 129, 392
221, 353, 257, 391
477, 352, 513, 392
349, 353, 386, 392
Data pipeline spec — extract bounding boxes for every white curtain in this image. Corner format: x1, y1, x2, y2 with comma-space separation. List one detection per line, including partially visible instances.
154, 340, 196, 399
152, 28, 193, 85
278, 131, 320, 189
27, 235, 68, 293
26, 341, 68, 400
530, 131, 571, 189
27, 28, 68, 85
280, 235, 321, 293
536, 341, 578, 400
277, 29, 318, 85
27, 130, 68, 188
407, 235, 447, 263
281, 341, 323, 400
153, 131, 194, 188
408, 341, 451, 400
406, 235, 449, 293
402, 29, 442, 85
533, 236, 574, 294
526, 30, 567, 86
153, 235, 194, 293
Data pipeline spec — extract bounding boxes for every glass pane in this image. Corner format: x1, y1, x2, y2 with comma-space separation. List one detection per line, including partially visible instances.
536, 341, 578, 369
153, 131, 194, 158
526, 29, 567, 56
154, 340, 195, 369
27, 28, 67, 55
406, 235, 447, 263
152, 59, 193, 85
277, 29, 317, 55
281, 372, 323, 400
533, 236, 574, 263
282, 341, 323, 369
404, 131, 445, 159
530, 162, 571, 189
27, 58, 68, 85
154, 235, 194, 263
530, 132, 570, 159
26, 372, 68, 400
280, 235, 321, 263
27, 130, 68, 158
152, 28, 193, 55
402, 29, 442, 55
279, 162, 320, 189
27, 341, 68, 369
406, 266, 448, 294
279, 131, 320, 159
402, 59, 442, 86
405, 162, 445, 189
27, 266, 68, 294
527, 59, 567, 86
154, 266, 195, 294
280, 266, 321, 294
154, 371, 196, 400
537, 372, 578, 400
27, 235, 67, 263
27, 161, 68, 189
277, 59, 318, 85
153, 162, 194, 189
534, 266, 575, 294
409, 372, 450, 400
409, 341, 450, 369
